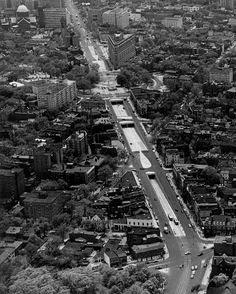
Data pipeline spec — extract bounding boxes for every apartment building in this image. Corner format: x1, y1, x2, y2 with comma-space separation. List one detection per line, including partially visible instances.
67, 130, 88, 156
209, 66, 233, 84
41, 7, 71, 28
23, 190, 67, 221
219, 0, 236, 10
102, 8, 129, 29
33, 79, 77, 111
161, 15, 183, 28
108, 33, 135, 69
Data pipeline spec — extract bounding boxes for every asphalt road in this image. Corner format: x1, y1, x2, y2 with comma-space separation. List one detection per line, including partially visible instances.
65, 1, 214, 293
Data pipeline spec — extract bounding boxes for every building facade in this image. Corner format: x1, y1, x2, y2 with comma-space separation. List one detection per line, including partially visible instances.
108, 33, 135, 69
67, 131, 88, 156
209, 67, 233, 84
33, 79, 77, 111
23, 190, 67, 221
127, 214, 154, 228
0, 168, 25, 204
102, 8, 129, 29
161, 15, 183, 28
41, 8, 70, 28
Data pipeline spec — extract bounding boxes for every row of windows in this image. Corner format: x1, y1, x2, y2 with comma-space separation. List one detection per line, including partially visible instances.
128, 221, 151, 226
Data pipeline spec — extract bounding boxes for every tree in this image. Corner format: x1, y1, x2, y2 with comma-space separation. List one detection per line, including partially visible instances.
209, 273, 229, 287
110, 285, 121, 294
123, 283, 143, 294
116, 74, 128, 87
232, 268, 236, 285
77, 78, 92, 93
9, 267, 70, 294
202, 166, 221, 186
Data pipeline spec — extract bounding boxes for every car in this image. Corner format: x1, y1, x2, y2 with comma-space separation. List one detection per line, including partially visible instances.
175, 208, 178, 212
192, 270, 196, 275
191, 266, 195, 271
179, 264, 184, 268
191, 285, 200, 292
174, 219, 179, 225
155, 266, 162, 270
185, 251, 191, 255
191, 274, 194, 279
188, 224, 192, 228
194, 265, 198, 270
203, 263, 207, 268
198, 252, 203, 256
168, 214, 173, 221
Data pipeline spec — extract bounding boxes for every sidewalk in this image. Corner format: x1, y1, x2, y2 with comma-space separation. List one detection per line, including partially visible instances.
198, 257, 213, 294
166, 173, 214, 243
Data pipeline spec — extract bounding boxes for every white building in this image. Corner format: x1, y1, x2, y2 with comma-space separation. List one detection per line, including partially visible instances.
162, 15, 183, 28
127, 214, 154, 228
102, 8, 129, 29
182, 5, 200, 12
33, 79, 77, 111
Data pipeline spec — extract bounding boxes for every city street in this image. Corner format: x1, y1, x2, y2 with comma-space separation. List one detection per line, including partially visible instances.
65, 1, 214, 293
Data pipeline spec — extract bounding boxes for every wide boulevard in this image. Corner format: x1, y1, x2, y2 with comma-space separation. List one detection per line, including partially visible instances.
65, 1, 214, 293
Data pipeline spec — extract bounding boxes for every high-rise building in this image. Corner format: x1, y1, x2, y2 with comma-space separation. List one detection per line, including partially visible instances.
67, 131, 88, 156
32, 79, 77, 111
87, 7, 104, 30
108, 33, 135, 69
0, 168, 25, 204
102, 8, 129, 29
33, 144, 63, 177
41, 7, 70, 28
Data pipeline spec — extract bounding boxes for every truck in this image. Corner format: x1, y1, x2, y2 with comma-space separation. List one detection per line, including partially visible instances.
163, 226, 168, 234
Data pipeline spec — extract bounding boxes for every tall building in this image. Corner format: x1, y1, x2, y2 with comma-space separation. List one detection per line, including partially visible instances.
87, 7, 104, 30
67, 131, 88, 156
0, 168, 25, 204
108, 33, 135, 69
32, 79, 77, 111
161, 15, 183, 28
33, 144, 63, 177
42, 7, 70, 28
102, 8, 129, 29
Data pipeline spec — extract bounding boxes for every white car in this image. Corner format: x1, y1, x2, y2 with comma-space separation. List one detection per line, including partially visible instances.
191, 274, 194, 279
188, 224, 192, 228
191, 266, 195, 270
192, 270, 196, 275
194, 265, 198, 270
185, 251, 191, 255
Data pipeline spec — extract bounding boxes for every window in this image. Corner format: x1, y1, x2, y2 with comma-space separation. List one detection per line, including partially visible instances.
133, 222, 135, 225
138, 222, 139, 226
